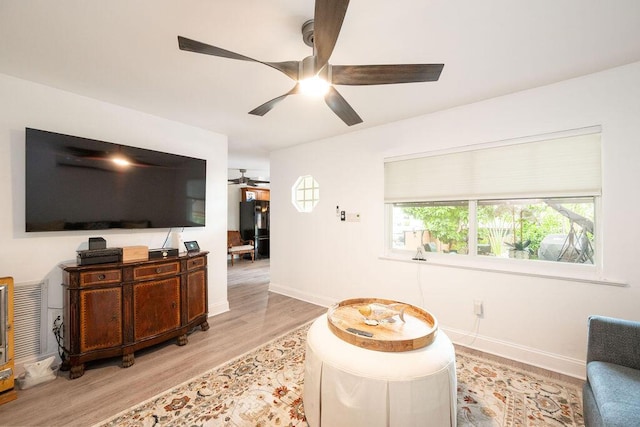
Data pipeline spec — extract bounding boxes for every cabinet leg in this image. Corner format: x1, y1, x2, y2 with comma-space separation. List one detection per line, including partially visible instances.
200, 320, 210, 331
177, 334, 188, 346
122, 353, 135, 368
69, 364, 85, 380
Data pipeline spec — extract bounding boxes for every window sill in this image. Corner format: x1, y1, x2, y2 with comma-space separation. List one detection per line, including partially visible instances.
379, 252, 627, 287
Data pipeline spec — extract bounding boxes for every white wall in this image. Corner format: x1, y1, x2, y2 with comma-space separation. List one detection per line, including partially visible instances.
227, 184, 242, 231
270, 61, 640, 379
0, 73, 230, 362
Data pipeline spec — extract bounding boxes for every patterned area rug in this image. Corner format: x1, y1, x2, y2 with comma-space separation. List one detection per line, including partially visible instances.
456, 351, 583, 426
95, 323, 583, 427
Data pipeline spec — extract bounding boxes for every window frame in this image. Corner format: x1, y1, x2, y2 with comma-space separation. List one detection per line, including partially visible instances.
291, 175, 320, 213
384, 194, 608, 285
381, 127, 619, 285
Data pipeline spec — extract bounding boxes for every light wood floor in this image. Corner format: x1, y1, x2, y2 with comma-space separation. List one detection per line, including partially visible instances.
0, 258, 326, 427
0, 258, 583, 426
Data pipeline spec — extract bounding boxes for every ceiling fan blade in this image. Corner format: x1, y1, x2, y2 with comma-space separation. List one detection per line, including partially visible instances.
331, 64, 444, 85
313, 0, 350, 71
324, 86, 362, 126
249, 84, 300, 116
177, 36, 299, 80
228, 178, 241, 184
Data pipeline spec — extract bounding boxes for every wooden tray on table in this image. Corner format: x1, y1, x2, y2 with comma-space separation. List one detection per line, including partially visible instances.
327, 297, 438, 352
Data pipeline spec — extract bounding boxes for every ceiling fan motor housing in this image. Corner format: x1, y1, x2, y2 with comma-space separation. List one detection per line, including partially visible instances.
302, 19, 315, 48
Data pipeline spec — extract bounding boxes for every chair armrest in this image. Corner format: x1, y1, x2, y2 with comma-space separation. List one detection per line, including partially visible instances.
587, 315, 640, 369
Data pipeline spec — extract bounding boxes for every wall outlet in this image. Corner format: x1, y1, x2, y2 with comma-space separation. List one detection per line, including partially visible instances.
473, 300, 483, 317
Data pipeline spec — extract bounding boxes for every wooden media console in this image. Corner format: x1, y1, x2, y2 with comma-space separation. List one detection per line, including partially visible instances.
60, 251, 209, 379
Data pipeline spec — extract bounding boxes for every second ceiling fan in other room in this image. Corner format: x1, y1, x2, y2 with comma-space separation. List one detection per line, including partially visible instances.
228, 169, 270, 186
177, 0, 444, 126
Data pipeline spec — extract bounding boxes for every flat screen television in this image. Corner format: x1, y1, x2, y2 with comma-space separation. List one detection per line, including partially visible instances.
25, 128, 206, 232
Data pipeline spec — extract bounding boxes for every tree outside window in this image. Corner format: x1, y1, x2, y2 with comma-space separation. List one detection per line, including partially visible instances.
394, 201, 469, 254
391, 197, 595, 264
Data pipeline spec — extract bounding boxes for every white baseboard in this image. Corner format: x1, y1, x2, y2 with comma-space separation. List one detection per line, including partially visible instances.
269, 283, 586, 380
444, 326, 586, 380
208, 300, 230, 317
268, 282, 333, 308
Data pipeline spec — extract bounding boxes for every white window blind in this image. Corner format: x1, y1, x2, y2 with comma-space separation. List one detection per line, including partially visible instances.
384, 132, 601, 203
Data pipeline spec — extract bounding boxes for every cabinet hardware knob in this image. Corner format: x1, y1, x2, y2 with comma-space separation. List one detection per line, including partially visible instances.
172, 301, 177, 309
156, 268, 162, 274
98, 274, 105, 280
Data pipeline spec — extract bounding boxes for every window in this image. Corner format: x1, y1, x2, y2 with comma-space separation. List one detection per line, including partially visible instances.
391, 197, 595, 264
385, 128, 602, 272
392, 201, 469, 254
478, 198, 594, 262
292, 175, 319, 212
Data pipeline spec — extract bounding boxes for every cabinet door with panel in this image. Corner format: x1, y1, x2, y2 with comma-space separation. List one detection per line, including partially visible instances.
133, 277, 181, 342
80, 287, 123, 353
68, 268, 124, 379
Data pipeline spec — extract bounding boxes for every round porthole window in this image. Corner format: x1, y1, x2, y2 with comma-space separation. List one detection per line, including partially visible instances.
292, 175, 319, 212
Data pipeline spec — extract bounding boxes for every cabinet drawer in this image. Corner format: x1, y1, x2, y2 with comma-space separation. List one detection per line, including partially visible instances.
133, 261, 180, 280
80, 269, 122, 286
187, 256, 206, 270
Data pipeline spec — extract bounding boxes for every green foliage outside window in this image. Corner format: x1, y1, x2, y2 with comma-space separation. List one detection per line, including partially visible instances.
396, 197, 595, 263
403, 204, 468, 253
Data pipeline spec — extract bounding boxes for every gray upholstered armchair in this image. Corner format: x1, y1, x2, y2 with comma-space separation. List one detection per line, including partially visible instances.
583, 315, 640, 426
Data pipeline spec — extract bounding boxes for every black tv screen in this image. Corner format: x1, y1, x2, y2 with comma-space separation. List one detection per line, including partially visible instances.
25, 128, 206, 232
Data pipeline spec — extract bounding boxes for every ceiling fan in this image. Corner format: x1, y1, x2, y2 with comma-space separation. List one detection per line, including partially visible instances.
228, 169, 270, 186
177, 0, 444, 126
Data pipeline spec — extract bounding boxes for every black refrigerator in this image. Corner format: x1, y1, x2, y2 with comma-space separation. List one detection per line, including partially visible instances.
239, 200, 269, 259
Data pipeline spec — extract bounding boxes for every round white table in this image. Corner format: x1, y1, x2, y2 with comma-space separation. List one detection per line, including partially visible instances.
303, 314, 457, 427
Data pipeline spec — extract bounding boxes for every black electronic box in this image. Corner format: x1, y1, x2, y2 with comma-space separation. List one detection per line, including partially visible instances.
77, 248, 122, 265
149, 248, 179, 259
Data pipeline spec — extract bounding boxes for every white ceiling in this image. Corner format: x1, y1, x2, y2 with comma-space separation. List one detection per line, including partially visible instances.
2, 0, 640, 179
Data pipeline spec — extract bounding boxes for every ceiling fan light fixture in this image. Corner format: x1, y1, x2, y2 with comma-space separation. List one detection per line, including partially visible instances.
299, 76, 331, 97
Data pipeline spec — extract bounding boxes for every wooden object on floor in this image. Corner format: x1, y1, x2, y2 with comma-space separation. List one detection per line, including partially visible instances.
59, 252, 209, 379
0, 277, 17, 405
327, 298, 438, 352
228, 230, 254, 266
